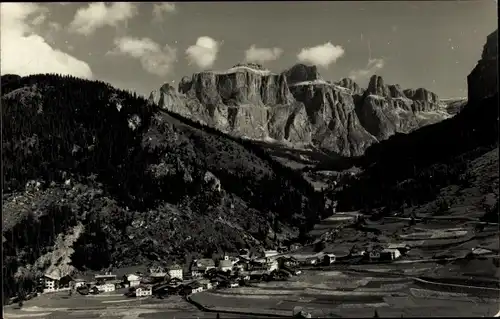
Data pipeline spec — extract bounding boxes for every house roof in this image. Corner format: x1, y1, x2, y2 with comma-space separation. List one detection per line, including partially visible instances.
198, 259, 215, 266
219, 260, 233, 268
44, 274, 60, 280
114, 265, 148, 277
167, 264, 182, 270
127, 274, 141, 280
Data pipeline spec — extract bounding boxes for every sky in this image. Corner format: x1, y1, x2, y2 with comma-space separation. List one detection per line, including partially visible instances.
0, 1, 497, 98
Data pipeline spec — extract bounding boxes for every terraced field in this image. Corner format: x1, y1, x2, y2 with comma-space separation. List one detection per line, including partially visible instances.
190, 269, 500, 318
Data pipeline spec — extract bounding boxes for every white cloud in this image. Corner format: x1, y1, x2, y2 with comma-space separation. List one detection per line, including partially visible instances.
0, 3, 92, 78
48, 22, 62, 32
152, 3, 176, 23
244, 45, 283, 63
297, 42, 345, 68
185, 36, 220, 69
69, 2, 137, 36
349, 58, 385, 80
109, 37, 177, 76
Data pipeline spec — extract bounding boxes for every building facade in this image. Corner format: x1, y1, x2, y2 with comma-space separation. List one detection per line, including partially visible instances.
167, 265, 183, 280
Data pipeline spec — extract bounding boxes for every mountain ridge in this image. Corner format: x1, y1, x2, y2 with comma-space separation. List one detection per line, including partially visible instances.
151, 63, 463, 157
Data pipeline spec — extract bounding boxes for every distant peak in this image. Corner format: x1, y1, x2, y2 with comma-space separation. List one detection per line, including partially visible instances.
366, 74, 389, 97
233, 63, 266, 70
283, 64, 321, 85
159, 82, 177, 93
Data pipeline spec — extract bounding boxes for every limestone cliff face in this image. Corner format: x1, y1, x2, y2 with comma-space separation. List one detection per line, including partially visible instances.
283, 64, 321, 85
467, 29, 498, 103
151, 64, 459, 157
355, 75, 449, 140
287, 78, 377, 156
335, 78, 365, 95
150, 64, 312, 145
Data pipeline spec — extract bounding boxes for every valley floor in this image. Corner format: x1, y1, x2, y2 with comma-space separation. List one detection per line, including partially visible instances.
7, 263, 498, 319
189, 267, 499, 318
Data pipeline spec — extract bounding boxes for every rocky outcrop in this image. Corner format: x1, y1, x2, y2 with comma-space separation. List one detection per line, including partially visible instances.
366, 75, 391, 97
388, 84, 406, 99
404, 88, 440, 112
355, 75, 448, 140
467, 29, 498, 103
283, 64, 321, 85
287, 77, 377, 156
335, 78, 364, 95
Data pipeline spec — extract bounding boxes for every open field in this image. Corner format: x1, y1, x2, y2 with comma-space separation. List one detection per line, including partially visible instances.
3, 293, 268, 319
190, 269, 499, 317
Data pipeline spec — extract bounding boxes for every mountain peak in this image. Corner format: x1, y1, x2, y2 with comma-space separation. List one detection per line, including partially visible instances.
282, 64, 321, 85
366, 74, 390, 97
335, 78, 364, 95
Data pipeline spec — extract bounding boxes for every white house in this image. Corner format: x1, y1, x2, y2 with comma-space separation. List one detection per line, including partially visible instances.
43, 275, 57, 293
219, 256, 233, 273
266, 260, 279, 272
43, 273, 73, 293
96, 283, 115, 293
229, 282, 239, 288
167, 264, 183, 280
136, 285, 152, 297
191, 258, 216, 277
127, 274, 141, 287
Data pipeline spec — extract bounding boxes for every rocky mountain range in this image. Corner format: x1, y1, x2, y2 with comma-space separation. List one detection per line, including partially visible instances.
150, 63, 465, 157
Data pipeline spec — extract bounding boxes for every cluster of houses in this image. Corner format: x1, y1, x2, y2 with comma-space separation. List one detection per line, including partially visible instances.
39, 243, 412, 298
39, 251, 305, 297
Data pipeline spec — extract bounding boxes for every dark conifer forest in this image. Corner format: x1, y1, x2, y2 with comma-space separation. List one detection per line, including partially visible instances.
2, 73, 326, 303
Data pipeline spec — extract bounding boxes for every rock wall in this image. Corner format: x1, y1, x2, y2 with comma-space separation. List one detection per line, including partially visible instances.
150, 65, 313, 146
467, 29, 498, 103
151, 64, 458, 157
288, 80, 377, 156
354, 75, 447, 140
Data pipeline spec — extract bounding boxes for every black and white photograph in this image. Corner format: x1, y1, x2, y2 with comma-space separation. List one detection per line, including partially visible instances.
1, 1, 498, 318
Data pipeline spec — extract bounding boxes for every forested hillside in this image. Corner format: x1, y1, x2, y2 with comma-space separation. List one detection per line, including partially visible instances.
334, 93, 498, 214
2, 74, 326, 303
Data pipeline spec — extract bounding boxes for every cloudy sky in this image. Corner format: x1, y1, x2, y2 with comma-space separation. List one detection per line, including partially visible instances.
1, 1, 497, 98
